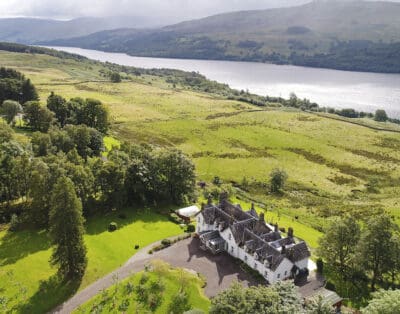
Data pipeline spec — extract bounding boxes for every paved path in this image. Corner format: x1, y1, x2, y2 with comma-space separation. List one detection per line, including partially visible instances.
52, 236, 259, 314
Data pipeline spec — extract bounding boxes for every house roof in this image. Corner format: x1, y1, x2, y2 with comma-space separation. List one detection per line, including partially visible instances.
199, 199, 311, 271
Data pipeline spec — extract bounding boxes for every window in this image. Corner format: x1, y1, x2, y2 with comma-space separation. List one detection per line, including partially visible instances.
265, 270, 268, 277
228, 233, 232, 240
254, 263, 257, 269
277, 273, 280, 279
231, 246, 234, 253
198, 217, 200, 223
284, 271, 287, 276
245, 255, 248, 261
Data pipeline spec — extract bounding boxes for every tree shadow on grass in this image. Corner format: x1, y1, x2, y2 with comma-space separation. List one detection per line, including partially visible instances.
15, 274, 82, 314
0, 229, 51, 266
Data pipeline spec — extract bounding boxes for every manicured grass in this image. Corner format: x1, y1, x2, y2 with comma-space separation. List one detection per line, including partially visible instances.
74, 260, 210, 314
0, 209, 183, 313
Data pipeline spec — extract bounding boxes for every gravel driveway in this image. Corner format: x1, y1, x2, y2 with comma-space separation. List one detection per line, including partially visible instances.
52, 236, 260, 314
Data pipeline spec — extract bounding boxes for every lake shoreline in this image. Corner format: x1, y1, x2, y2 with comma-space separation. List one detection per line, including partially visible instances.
45, 46, 400, 118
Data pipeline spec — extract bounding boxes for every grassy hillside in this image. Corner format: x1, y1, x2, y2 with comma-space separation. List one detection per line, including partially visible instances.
0, 16, 170, 44
1, 49, 399, 228
1, 48, 399, 310
46, 1, 400, 73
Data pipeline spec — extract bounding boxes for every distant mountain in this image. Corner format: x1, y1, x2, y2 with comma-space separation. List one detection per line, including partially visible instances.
45, 1, 400, 73
0, 16, 173, 44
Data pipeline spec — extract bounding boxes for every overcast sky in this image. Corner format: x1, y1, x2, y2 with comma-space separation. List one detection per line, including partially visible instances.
0, 0, 312, 20
0, 0, 398, 20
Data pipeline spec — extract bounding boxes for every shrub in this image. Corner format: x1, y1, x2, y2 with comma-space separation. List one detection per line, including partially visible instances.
108, 222, 118, 232
316, 258, 324, 274
186, 224, 195, 233
161, 239, 172, 247
325, 281, 335, 291
134, 244, 139, 250
110, 72, 121, 83
169, 213, 185, 224
9, 214, 19, 232
118, 213, 127, 219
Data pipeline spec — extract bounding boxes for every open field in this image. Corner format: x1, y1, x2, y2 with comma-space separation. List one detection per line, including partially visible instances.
1, 50, 400, 311
0, 209, 183, 313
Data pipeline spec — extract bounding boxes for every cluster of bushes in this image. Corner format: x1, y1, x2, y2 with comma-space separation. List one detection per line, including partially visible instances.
168, 213, 186, 225
148, 234, 192, 254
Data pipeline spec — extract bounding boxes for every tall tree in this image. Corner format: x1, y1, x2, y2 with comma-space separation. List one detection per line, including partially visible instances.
81, 98, 109, 133
21, 78, 38, 104
49, 176, 87, 279
157, 149, 196, 204
47, 92, 68, 127
1, 100, 22, 125
28, 164, 52, 227
23, 101, 54, 132
357, 214, 399, 291
317, 216, 360, 281
270, 168, 288, 193
374, 109, 388, 122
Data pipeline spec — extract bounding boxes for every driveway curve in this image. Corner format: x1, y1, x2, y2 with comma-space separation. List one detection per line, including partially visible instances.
52, 236, 259, 314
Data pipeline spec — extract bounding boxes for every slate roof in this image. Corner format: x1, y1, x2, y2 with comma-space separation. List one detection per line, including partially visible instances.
199, 199, 311, 271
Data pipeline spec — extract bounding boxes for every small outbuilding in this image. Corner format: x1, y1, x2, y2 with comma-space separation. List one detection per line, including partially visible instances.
176, 205, 200, 223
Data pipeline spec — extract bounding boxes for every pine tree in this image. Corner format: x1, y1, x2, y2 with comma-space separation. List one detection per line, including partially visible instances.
49, 176, 87, 279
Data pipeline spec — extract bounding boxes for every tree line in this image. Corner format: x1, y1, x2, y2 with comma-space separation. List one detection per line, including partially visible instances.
318, 213, 400, 300
210, 280, 400, 314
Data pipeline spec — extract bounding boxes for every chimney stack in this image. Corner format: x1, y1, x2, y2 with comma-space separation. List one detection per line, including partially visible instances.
259, 212, 265, 223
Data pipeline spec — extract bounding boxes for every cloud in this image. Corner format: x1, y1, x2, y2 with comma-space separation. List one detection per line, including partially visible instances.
0, 0, 311, 19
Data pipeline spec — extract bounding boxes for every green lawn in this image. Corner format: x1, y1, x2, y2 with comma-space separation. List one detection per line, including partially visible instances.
0, 209, 183, 313
74, 260, 210, 314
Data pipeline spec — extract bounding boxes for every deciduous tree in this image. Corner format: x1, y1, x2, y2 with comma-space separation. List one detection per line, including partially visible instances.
270, 168, 288, 193
317, 216, 360, 281
357, 214, 399, 291
1, 100, 22, 125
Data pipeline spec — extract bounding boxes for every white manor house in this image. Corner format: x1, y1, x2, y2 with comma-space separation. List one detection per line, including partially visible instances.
196, 196, 311, 284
